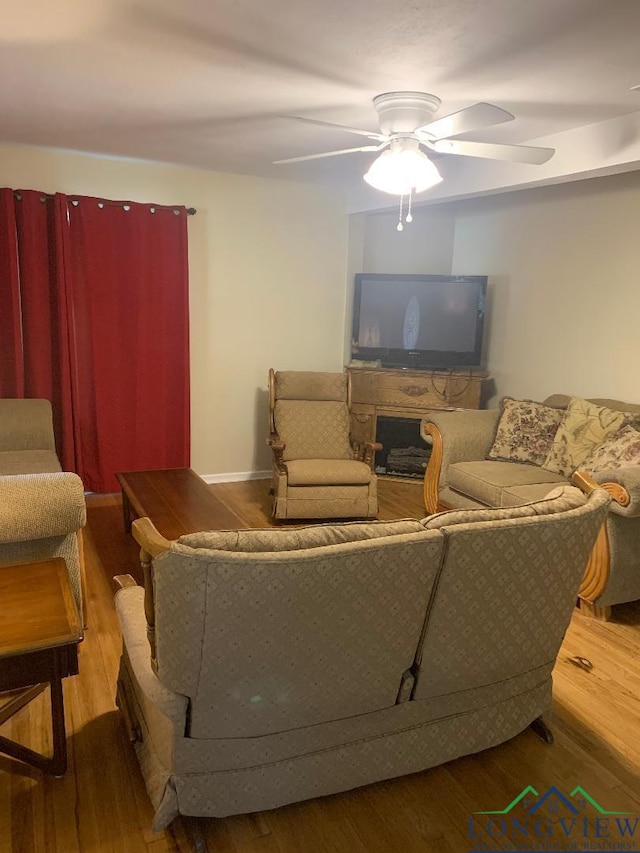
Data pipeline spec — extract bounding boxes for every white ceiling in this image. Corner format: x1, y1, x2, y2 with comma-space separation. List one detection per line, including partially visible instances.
2, 0, 640, 211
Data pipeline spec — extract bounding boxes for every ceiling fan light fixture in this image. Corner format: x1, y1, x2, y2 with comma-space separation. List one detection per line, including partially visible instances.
363, 147, 442, 196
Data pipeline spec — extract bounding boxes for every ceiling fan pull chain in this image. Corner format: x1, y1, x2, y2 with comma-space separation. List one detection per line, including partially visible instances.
397, 195, 404, 231
406, 189, 413, 223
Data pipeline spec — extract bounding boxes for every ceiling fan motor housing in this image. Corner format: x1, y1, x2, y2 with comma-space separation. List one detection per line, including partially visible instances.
372, 91, 441, 135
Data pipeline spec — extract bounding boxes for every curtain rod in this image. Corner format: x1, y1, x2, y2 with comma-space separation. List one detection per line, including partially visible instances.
13, 190, 196, 215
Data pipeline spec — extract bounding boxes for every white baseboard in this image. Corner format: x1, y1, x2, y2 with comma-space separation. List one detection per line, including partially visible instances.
201, 470, 271, 485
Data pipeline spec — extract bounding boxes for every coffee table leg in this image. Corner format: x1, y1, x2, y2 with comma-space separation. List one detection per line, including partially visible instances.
50, 676, 68, 776
0, 678, 68, 776
121, 490, 133, 533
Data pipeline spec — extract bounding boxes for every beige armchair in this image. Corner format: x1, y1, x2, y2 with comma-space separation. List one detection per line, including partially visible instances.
267, 369, 380, 520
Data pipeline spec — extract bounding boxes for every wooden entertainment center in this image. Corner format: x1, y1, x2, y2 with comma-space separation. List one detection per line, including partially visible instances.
347, 365, 488, 446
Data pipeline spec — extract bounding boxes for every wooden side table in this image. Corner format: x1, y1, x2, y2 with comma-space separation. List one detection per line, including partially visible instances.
0, 557, 83, 777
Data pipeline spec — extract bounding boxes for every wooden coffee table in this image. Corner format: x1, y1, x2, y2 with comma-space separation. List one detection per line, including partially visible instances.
116, 467, 245, 539
0, 557, 82, 777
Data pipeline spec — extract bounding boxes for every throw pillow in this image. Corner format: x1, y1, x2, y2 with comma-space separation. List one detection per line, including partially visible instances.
542, 397, 628, 477
486, 397, 564, 466
581, 424, 640, 475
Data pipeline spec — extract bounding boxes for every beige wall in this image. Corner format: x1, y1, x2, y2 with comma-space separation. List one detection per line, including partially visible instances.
362, 205, 456, 275
354, 171, 640, 407
346, 204, 457, 361
0, 144, 348, 479
451, 171, 640, 405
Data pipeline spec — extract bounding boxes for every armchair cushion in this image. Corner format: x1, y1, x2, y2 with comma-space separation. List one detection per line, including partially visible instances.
543, 397, 628, 476
275, 400, 352, 461
286, 459, 372, 486
487, 397, 564, 466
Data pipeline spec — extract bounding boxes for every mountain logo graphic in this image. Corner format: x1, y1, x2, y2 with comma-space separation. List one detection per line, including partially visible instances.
475, 785, 630, 816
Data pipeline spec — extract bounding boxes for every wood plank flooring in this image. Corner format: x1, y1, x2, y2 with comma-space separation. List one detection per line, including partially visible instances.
1, 477, 639, 852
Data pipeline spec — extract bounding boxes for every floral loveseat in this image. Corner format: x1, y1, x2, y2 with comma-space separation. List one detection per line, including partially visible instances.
422, 394, 640, 618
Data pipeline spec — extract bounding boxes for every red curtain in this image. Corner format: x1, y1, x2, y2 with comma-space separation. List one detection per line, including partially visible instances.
0, 189, 23, 398
60, 197, 190, 492
0, 189, 190, 493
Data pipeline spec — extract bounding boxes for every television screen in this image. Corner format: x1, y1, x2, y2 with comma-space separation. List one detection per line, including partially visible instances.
352, 274, 487, 369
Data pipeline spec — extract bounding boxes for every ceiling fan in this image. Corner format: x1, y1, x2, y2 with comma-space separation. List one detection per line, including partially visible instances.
275, 92, 555, 207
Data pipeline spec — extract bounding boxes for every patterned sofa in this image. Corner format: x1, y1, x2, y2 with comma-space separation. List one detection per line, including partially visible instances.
422, 394, 640, 617
114, 483, 609, 830
0, 399, 86, 620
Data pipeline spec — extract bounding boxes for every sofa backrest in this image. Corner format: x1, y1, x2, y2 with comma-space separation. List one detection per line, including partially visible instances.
544, 394, 640, 415
0, 399, 57, 453
154, 519, 445, 739
413, 487, 610, 701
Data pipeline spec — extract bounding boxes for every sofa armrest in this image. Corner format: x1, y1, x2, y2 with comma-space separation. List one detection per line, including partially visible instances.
0, 399, 57, 453
592, 466, 640, 517
421, 409, 500, 513
0, 472, 86, 543
115, 585, 188, 727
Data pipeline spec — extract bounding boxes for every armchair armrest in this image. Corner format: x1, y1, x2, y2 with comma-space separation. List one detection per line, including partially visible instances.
0, 472, 86, 543
592, 466, 639, 517
352, 440, 382, 467
115, 585, 188, 728
267, 432, 286, 471
421, 409, 500, 513
114, 574, 138, 590
130, 517, 172, 673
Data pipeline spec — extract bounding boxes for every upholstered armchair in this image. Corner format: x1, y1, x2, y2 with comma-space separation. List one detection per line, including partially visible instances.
267, 369, 380, 519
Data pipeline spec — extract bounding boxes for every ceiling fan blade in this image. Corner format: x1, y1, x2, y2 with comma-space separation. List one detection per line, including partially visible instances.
281, 115, 388, 141
416, 102, 514, 139
428, 138, 555, 165
274, 143, 387, 165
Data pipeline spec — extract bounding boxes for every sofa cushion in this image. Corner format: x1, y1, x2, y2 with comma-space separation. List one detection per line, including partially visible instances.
285, 458, 371, 486
448, 460, 565, 506
0, 449, 62, 475
581, 424, 640, 475
275, 400, 353, 461
543, 397, 628, 477
487, 397, 564, 466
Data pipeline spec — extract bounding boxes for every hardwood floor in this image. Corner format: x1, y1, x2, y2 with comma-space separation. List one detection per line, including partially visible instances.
1, 477, 640, 852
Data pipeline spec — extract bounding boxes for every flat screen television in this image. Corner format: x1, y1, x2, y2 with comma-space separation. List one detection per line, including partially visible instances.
351, 273, 487, 369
